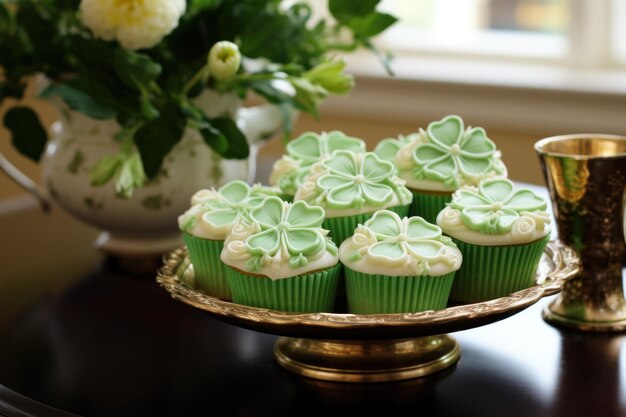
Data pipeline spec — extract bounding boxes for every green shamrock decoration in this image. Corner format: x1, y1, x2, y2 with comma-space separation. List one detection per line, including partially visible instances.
450, 178, 547, 234
246, 197, 336, 270
272, 131, 366, 195
316, 151, 397, 209
179, 180, 269, 234
411, 115, 503, 188
352, 210, 454, 267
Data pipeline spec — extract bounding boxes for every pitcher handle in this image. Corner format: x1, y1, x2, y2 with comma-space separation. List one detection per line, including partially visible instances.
0, 151, 51, 212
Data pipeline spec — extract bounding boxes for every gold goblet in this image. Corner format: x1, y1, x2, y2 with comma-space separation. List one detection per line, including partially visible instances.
535, 134, 626, 331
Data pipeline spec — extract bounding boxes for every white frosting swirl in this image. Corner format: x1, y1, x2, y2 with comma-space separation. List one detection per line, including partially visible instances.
269, 155, 300, 186
191, 189, 221, 205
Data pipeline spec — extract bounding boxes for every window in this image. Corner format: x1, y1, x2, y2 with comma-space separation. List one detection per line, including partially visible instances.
372, 0, 626, 70
376, 0, 569, 60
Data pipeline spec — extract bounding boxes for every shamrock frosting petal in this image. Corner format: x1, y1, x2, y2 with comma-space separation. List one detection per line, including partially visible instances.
428, 115, 463, 148
460, 127, 496, 156
368, 241, 407, 262
480, 179, 514, 202
326, 182, 361, 208
366, 210, 402, 238
322, 150, 358, 177
362, 152, 394, 182
361, 182, 393, 206
250, 197, 284, 228
457, 155, 493, 176
285, 228, 325, 255
423, 155, 456, 181
405, 217, 441, 240
219, 180, 251, 204
406, 240, 446, 257
287, 132, 322, 161
201, 209, 240, 229
504, 189, 547, 211
317, 174, 353, 190
246, 228, 280, 255
285, 200, 325, 227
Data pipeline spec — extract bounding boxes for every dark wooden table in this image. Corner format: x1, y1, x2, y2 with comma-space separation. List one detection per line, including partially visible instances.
1, 172, 624, 417
1, 253, 625, 417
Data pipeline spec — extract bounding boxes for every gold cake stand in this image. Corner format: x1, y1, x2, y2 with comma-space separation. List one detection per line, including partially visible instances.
156, 240, 579, 383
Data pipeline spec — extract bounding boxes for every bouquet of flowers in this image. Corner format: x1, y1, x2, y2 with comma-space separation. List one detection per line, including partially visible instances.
0, 0, 396, 196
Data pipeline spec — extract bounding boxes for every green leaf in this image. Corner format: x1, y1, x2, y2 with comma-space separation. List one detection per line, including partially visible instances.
347, 12, 397, 37
329, 0, 380, 22
113, 49, 162, 89
250, 81, 295, 106
304, 60, 354, 94
209, 117, 249, 159
3, 107, 48, 162
56, 80, 117, 120
0, 4, 10, 31
289, 77, 325, 117
197, 119, 229, 155
135, 103, 187, 179
90, 154, 123, 186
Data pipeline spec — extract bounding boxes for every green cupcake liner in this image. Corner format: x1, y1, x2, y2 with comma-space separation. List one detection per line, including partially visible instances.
323, 204, 409, 246
183, 233, 231, 300
408, 190, 452, 225
226, 263, 342, 313
344, 268, 455, 314
450, 234, 550, 303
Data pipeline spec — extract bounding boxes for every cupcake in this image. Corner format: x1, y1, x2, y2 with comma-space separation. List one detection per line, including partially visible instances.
269, 130, 366, 201
373, 131, 425, 169
396, 115, 507, 224
339, 210, 462, 314
437, 178, 551, 303
220, 196, 341, 313
177, 180, 275, 300
294, 150, 413, 245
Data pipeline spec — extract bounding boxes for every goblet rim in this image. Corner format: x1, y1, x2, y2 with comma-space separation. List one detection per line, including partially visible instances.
534, 133, 626, 159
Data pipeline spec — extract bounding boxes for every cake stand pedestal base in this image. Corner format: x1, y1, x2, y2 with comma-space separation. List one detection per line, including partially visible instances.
273, 335, 460, 383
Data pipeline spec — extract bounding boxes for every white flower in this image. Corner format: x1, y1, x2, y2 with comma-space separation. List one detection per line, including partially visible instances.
208, 41, 242, 81
79, 0, 186, 50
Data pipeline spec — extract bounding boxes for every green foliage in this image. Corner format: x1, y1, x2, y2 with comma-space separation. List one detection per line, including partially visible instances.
0, 0, 396, 196
3, 107, 47, 161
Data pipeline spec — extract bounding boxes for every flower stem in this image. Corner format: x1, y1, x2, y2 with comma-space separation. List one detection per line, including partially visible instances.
182, 65, 210, 95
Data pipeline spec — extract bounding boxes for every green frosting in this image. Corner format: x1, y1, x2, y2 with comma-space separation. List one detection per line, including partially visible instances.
178, 180, 272, 235
449, 178, 547, 234
306, 150, 411, 210
349, 210, 456, 264
407, 115, 506, 188
373, 132, 423, 163
273, 131, 366, 195
245, 197, 337, 271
